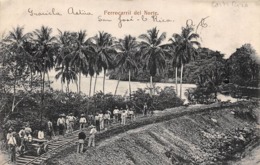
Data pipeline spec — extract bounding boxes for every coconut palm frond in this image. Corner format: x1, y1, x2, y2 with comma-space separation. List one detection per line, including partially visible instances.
188, 33, 200, 40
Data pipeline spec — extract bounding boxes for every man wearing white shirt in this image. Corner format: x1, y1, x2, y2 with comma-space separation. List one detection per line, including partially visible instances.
79, 114, 87, 130
57, 114, 66, 136
38, 128, 45, 140
8, 132, 17, 163
67, 113, 76, 132
88, 125, 97, 147
113, 107, 119, 122
99, 112, 104, 130
6, 128, 12, 141
121, 110, 127, 125
18, 127, 25, 138
104, 111, 110, 128
129, 108, 135, 121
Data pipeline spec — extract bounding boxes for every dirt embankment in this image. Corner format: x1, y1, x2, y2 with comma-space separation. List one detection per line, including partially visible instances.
48, 101, 259, 165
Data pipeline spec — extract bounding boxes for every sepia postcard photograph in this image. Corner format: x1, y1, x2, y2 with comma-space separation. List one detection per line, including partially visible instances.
0, 0, 260, 164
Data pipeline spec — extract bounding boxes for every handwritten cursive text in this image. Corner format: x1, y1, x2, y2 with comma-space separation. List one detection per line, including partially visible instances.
28, 8, 62, 16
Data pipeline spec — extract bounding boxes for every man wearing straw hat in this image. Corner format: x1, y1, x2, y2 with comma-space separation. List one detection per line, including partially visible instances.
8, 131, 17, 163
6, 128, 13, 152
113, 106, 119, 122
57, 114, 66, 136
79, 113, 87, 130
88, 125, 97, 147
6, 128, 13, 143
67, 113, 76, 133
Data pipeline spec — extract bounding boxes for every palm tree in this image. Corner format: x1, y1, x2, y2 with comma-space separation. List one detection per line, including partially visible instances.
55, 60, 78, 93
89, 31, 116, 94
113, 35, 138, 96
171, 26, 200, 99
70, 30, 89, 93
92, 61, 102, 95
85, 50, 96, 96
138, 27, 167, 95
32, 26, 56, 91
168, 37, 182, 95
23, 40, 38, 89
5, 26, 32, 112
55, 30, 72, 92
32, 26, 56, 122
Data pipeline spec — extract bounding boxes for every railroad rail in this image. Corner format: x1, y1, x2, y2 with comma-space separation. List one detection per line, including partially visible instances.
1, 101, 256, 165
2, 128, 89, 165
3, 121, 127, 165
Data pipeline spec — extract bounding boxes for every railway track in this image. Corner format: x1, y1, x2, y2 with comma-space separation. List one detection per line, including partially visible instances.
22, 129, 87, 165
2, 128, 89, 165
2, 101, 254, 165
5, 121, 124, 165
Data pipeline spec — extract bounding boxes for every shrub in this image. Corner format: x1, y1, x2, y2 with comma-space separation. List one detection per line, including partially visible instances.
185, 87, 216, 104
131, 88, 153, 113
153, 86, 184, 110
131, 87, 183, 112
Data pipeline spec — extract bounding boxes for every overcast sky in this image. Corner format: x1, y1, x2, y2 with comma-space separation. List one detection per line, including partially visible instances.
0, 0, 260, 58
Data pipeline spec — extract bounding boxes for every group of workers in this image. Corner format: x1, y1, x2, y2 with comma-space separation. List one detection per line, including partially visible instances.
5, 103, 150, 159
76, 106, 137, 153
112, 106, 136, 125
6, 123, 34, 163
56, 113, 77, 137
56, 105, 138, 137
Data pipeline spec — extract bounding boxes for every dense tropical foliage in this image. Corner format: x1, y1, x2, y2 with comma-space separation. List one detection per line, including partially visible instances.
0, 25, 259, 134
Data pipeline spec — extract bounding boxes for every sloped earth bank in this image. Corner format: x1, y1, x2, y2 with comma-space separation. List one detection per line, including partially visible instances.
230, 125, 260, 165
47, 101, 259, 165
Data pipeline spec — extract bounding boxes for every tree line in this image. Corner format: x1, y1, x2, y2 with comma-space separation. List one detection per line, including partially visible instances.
0, 25, 202, 110
0, 25, 259, 114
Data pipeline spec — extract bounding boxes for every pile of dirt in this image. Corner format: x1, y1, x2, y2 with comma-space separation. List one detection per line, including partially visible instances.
47, 101, 259, 165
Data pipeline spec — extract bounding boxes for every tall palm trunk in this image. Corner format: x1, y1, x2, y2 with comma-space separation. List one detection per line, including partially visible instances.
164, 64, 168, 83
11, 69, 17, 112
47, 72, 50, 89
75, 80, 79, 93
150, 76, 153, 96
129, 70, 131, 97
41, 69, 45, 124
180, 63, 183, 99
42, 72, 45, 97
93, 74, 98, 95
89, 76, 93, 96
78, 71, 81, 93
103, 69, 106, 94
114, 76, 121, 95
61, 81, 64, 92
30, 66, 33, 89
175, 67, 178, 95
215, 89, 217, 101
66, 81, 70, 93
